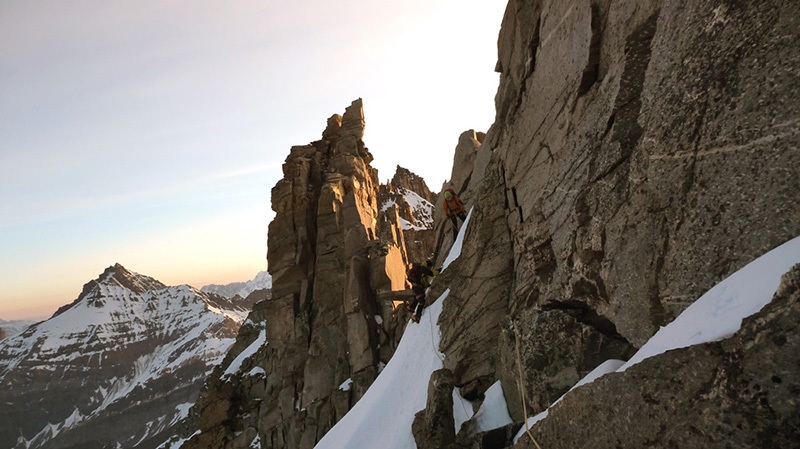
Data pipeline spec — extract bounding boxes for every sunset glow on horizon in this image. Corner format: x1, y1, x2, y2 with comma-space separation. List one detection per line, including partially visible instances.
0, 0, 507, 320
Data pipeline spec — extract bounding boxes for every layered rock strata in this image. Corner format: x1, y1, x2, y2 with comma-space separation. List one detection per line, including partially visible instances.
184, 100, 419, 449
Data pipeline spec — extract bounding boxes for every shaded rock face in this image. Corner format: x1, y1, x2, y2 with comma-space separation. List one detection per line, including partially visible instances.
435, 0, 800, 435
517, 263, 800, 448
0, 328, 7, 341
432, 130, 486, 265
0, 264, 252, 449
185, 100, 419, 449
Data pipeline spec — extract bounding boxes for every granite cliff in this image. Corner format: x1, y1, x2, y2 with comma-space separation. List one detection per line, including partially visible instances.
416, 0, 799, 447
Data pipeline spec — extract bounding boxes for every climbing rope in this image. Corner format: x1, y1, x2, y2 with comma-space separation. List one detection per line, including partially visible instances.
514, 326, 543, 449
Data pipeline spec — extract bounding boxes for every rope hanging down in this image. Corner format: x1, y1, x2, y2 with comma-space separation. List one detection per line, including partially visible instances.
514, 326, 543, 449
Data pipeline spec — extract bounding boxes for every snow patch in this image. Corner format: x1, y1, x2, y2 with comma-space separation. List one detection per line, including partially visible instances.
248, 366, 266, 377
339, 378, 353, 392
223, 329, 267, 377
470, 381, 513, 434
442, 207, 472, 270
620, 235, 800, 370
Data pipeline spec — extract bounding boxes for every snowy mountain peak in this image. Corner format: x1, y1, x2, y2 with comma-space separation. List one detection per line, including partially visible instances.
0, 264, 256, 448
51, 263, 167, 319
201, 270, 272, 299
100, 263, 167, 294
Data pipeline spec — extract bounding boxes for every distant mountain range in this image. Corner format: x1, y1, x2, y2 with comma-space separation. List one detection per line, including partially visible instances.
0, 318, 37, 340
201, 270, 272, 299
0, 263, 258, 449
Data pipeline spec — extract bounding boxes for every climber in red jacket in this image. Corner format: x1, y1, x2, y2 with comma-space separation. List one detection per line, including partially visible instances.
443, 188, 467, 237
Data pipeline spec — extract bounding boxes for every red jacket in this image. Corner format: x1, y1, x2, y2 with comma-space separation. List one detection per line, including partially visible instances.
443, 189, 465, 217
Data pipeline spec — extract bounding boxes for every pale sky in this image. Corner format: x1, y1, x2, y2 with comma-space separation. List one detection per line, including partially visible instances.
0, 0, 506, 320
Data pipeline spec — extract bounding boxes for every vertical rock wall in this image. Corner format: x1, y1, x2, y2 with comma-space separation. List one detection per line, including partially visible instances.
437, 0, 800, 427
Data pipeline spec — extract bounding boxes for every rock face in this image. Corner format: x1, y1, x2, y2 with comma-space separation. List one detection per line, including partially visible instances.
183, 100, 429, 449
0, 264, 253, 449
431, 130, 486, 265
172, 0, 797, 446
412, 369, 457, 449
518, 263, 800, 448
426, 0, 800, 444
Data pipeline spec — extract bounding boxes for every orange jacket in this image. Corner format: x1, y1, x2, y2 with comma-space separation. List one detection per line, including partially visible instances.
443, 189, 465, 217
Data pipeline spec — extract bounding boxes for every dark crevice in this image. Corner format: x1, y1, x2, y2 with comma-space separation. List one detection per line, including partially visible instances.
597, 9, 660, 180
512, 18, 541, 116
578, 4, 603, 97
602, 112, 616, 139
542, 300, 630, 344
611, 10, 659, 144
528, 18, 541, 77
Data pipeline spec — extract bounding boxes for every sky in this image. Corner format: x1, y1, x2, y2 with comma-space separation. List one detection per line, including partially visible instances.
0, 0, 508, 320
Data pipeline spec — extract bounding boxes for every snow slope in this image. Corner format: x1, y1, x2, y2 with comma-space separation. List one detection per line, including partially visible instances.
315, 209, 473, 449
620, 235, 800, 370
314, 290, 448, 449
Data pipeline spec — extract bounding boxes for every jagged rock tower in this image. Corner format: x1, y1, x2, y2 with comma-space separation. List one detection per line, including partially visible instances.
184, 99, 427, 449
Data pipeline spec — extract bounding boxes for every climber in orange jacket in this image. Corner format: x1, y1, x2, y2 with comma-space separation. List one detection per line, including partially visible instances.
443, 188, 467, 236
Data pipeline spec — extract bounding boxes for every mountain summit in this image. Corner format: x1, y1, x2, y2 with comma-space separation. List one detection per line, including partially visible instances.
0, 264, 256, 449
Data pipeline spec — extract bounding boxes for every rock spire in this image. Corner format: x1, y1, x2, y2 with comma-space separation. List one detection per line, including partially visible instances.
184, 99, 431, 449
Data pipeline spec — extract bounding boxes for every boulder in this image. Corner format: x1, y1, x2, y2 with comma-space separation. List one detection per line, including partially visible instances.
412, 369, 457, 449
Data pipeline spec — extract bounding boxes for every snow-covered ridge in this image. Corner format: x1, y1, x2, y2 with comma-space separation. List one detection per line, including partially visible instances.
0, 319, 37, 338
202, 270, 272, 299
381, 187, 435, 231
